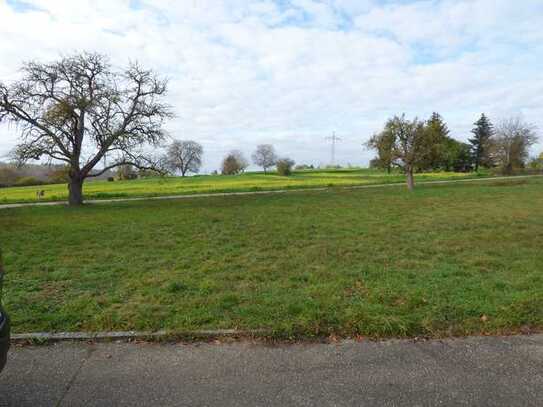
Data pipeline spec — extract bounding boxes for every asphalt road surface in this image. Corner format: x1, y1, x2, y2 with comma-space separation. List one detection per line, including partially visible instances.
1, 335, 542, 406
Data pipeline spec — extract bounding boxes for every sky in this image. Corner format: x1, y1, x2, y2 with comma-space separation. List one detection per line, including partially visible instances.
0, 0, 542, 172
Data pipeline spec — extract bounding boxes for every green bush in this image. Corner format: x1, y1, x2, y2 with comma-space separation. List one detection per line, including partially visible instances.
15, 176, 44, 187
47, 166, 70, 184
295, 164, 314, 170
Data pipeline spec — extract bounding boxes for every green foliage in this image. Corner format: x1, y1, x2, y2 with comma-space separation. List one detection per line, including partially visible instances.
138, 169, 162, 178
2, 178, 543, 337
528, 153, 543, 171
441, 138, 473, 172
116, 165, 138, 180
370, 114, 429, 190
420, 112, 450, 171
366, 129, 395, 173
469, 114, 495, 171
166, 282, 188, 293
276, 158, 295, 176
0, 167, 18, 187
295, 164, 314, 170
14, 176, 44, 187
47, 166, 70, 184
368, 113, 475, 175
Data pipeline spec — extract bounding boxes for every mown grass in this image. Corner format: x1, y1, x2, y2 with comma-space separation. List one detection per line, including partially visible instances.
0, 168, 486, 204
1, 178, 542, 338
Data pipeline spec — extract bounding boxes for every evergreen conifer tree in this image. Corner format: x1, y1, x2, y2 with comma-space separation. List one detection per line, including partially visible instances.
469, 114, 494, 171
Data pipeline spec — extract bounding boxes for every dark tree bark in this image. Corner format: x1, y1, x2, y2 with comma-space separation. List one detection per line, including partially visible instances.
68, 175, 84, 206
406, 166, 415, 191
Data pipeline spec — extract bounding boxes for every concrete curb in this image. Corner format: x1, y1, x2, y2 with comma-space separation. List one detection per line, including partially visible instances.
1, 174, 541, 210
11, 329, 271, 343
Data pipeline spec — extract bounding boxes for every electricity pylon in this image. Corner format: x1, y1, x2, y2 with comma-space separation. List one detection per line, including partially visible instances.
325, 132, 341, 166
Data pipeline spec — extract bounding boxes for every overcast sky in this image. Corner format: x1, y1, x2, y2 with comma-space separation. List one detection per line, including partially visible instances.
1, 0, 542, 172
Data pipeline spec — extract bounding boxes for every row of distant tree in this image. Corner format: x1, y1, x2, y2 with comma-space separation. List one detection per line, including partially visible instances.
0, 141, 299, 187
161, 141, 296, 177
366, 113, 540, 189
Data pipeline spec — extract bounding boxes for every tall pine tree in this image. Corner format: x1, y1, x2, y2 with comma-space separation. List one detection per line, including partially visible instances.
469, 114, 494, 171
422, 112, 450, 171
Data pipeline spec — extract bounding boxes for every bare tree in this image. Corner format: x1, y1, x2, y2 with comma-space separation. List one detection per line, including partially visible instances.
493, 117, 538, 174
252, 144, 277, 174
0, 52, 172, 205
166, 140, 203, 176
369, 115, 428, 190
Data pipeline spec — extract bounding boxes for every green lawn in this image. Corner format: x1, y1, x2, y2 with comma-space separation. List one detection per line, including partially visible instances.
0, 168, 486, 204
1, 177, 542, 338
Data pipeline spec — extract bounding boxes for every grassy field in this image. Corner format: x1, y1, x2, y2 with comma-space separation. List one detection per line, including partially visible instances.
1, 177, 542, 338
0, 168, 486, 204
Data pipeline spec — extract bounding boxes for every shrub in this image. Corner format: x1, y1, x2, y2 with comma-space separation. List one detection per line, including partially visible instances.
107, 177, 115, 182
528, 155, 543, 172
15, 176, 44, 187
138, 168, 162, 178
276, 158, 295, 176
295, 164, 314, 170
47, 166, 70, 184
0, 167, 18, 187
116, 165, 138, 180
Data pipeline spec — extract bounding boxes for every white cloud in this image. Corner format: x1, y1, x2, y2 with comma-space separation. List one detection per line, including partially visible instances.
0, 0, 542, 171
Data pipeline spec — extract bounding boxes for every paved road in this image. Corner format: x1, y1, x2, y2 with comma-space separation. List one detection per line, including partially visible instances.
1, 335, 542, 406
1, 174, 541, 210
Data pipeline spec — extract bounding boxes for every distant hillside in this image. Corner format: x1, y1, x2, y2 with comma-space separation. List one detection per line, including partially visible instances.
0, 162, 115, 187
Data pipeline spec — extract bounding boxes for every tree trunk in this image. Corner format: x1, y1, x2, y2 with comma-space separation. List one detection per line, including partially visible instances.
406, 167, 415, 191
68, 176, 84, 206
